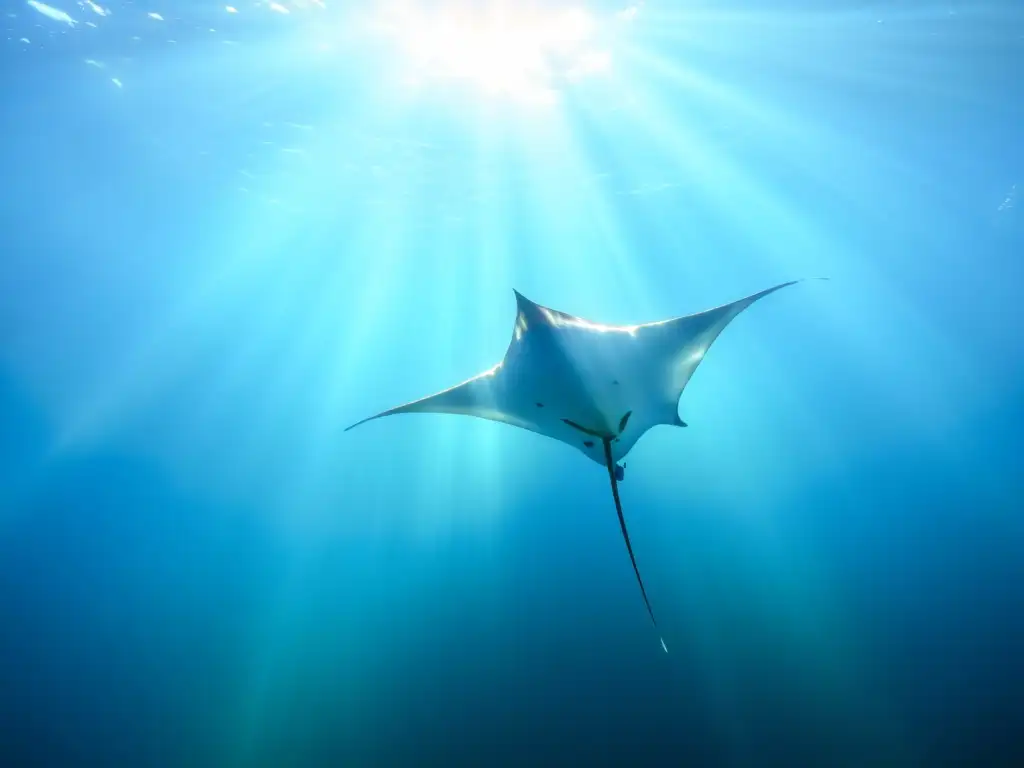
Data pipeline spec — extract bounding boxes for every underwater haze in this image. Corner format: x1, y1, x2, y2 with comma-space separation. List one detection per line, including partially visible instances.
1, 0, 1023, 765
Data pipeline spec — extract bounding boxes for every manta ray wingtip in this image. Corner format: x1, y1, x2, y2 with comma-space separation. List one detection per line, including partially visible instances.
343, 414, 378, 432
512, 287, 533, 304
512, 288, 537, 309
660, 637, 668, 653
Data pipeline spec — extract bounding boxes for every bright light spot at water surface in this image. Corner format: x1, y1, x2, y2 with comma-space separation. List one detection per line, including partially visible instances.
372, 3, 617, 104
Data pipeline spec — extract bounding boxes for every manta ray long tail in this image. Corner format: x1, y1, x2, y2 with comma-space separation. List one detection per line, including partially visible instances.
602, 438, 668, 654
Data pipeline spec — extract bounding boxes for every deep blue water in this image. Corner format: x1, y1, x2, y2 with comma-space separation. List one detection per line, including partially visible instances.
1, 1, 1023, 765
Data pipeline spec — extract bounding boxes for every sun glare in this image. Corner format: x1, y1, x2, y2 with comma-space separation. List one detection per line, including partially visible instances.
373, 4, 613, 103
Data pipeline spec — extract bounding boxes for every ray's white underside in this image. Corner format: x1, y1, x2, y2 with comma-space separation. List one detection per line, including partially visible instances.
347, 279, 812, 466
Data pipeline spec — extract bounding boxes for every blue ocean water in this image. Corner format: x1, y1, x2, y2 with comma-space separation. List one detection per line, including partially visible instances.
1, 0, 1022, 765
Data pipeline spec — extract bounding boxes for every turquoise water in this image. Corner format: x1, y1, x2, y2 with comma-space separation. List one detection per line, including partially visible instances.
1, 1, 1022, 765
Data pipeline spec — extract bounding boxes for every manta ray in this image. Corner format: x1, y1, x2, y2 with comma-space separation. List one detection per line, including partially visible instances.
347, 279, 817, 653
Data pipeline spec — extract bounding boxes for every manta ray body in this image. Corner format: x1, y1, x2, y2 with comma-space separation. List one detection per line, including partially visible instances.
347, 280, 815, 652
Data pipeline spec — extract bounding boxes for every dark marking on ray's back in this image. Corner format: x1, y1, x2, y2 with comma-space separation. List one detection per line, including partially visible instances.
535, 402, 544, 408
583, 440, 595, 448
618, 410, 632, 433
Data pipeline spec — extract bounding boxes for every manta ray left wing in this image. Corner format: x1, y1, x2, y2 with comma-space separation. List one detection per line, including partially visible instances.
345, 299, 570, 437
343, 364, 520, 432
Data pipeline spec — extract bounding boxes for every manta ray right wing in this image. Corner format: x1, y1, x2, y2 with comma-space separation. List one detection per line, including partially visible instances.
632, 280, 815, 424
